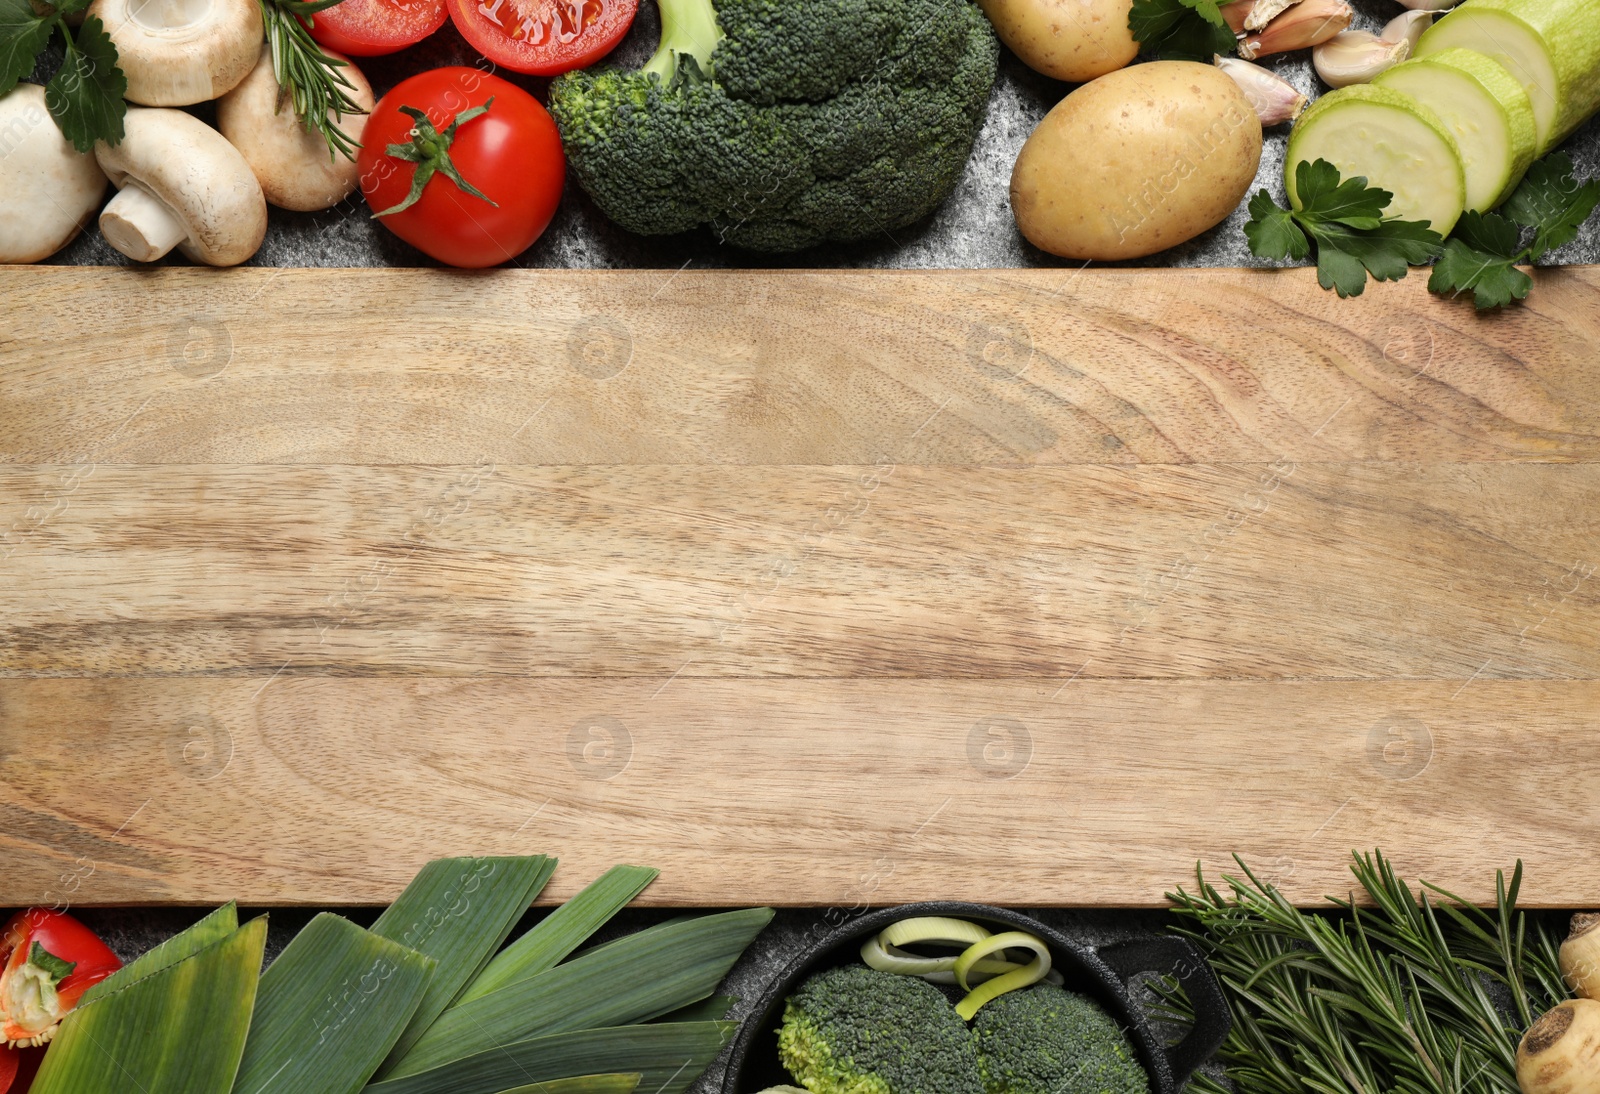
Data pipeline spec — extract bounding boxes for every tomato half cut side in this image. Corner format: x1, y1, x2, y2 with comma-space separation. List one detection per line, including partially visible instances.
306, 0, 449, 57
447, 0, 638, 76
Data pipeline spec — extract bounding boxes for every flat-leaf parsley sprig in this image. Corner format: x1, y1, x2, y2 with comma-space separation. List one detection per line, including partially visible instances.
1245, 157, 1444, 298
0, 0, 127, 150
1429, 152, 1600, 309
1128, 0, 1237, 61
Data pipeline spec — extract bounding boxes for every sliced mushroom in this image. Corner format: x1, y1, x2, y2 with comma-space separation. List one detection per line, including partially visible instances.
0, 84, 107, 263
95, 107, 267, 266
90, 0, 262, 106
218, 44, 374, 211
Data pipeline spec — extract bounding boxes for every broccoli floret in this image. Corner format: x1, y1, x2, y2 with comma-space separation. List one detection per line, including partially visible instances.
778, 964, 985, 1094
971, 985, 1150, 1094
548, 0, 998, 252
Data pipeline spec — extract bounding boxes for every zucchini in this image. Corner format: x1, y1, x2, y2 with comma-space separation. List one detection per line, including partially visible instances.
1286, 84, 1466, 237
1374, 49, 1538, 212
1416, 0, 1600, 154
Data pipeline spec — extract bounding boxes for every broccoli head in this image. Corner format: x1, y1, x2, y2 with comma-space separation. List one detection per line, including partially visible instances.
548, 0, 999, 252
971, 984, 1150, 1094
778, 964, 985, 1094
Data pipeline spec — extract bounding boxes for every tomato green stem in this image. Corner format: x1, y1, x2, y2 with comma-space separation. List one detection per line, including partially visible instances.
373, 100, 500, 218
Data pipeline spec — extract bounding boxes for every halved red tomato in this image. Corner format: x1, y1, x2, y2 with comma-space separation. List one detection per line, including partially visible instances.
306, 0, 449, 57
447, 0, 637, 76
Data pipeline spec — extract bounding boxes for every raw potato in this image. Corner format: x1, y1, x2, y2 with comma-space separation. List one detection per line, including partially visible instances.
977, 0, 1138, 83
1010, 61, 1263, 261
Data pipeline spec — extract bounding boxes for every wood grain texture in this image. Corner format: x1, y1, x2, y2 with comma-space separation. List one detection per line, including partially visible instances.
2, 266, 1598, 907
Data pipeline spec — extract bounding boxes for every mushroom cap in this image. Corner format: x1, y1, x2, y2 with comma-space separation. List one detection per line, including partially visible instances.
218, 44, 374, 212
96, 107, 268, 266
0, 84, 107, 264
90, 0, 263, 106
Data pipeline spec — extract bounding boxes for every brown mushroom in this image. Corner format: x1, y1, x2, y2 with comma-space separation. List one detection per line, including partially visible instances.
218, 43, 374, 211
95, 107, 267, 266
0, 84, 107, 263
90, 0, 262, 106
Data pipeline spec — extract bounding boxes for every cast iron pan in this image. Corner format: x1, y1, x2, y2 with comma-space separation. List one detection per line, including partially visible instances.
723, 903, 1232, 1094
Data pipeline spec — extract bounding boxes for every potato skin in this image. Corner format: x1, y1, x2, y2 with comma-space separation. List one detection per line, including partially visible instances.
977, 0, 1139, 83
1011, 61, 1263, 261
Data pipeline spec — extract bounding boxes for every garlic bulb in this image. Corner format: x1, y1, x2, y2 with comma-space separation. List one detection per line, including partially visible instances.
1215, 55, 1309, 125
1313, 29, 1411, 87
1560, 913, 1600, 999
1518, 999, 1600, 1094
1382, 10, 1434, 53
1239, 0, 1353, 60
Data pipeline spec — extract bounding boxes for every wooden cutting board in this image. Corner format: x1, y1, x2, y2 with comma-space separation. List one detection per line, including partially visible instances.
2, 265, 1598, 908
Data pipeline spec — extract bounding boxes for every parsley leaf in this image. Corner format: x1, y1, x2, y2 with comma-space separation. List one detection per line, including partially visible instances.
1427, 213, 1533, 310
46, 15, 125, 152
1128, 0, 1237, 61
1428, 151, 1599, 309
0, 0, 55, 96
1244, 159, 1444, 298
1500, 151, 1600, 260
1243, 190, 1309, 261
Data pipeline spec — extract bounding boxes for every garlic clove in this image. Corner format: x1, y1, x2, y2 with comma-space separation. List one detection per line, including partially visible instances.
1381, 10, 1434, 53
1219, 0, 1253, 34
1311, 29, 1411, 88
1243, 0, 1300, 32
1215, 55, 1309, 125
1238, 0, 1353, 60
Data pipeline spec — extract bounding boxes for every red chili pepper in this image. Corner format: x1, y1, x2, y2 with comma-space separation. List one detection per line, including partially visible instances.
0, 910, 121, 1051
0, 1045, 18, 1094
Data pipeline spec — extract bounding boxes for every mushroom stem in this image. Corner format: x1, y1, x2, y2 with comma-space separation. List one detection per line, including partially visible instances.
100, 181, 188, 261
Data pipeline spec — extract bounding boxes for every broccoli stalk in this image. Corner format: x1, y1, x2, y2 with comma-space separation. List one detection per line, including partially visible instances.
639, 0, 725, 85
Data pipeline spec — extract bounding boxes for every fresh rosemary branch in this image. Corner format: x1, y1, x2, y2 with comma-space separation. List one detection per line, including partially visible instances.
259, 0, 367, 161
1155, 851, 1565, 1094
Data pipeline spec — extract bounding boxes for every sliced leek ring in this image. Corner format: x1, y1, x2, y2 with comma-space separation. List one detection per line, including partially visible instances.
861, 917, 1058, 1016
879, 917, 994, 949
860, 936, 1017, 978
951, 931, 1052, 1020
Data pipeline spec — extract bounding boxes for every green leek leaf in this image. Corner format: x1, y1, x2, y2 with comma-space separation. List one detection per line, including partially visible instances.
461, 865, 658, 1003
80, 902, 238, 1006
32, 917, 266, 1094
365, 1020, 738, 1094
389, 908, 771, 1077
500, 1075, 643, 1094
650, 994, 737, 1023
369, 855, 556, 1073
232, 913, 437, 1094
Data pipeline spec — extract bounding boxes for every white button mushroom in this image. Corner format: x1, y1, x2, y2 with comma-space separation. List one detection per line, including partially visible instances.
90, 0, 263, 106
95, 107, 268, 266
218, 44, 374, 211
0, 84, 107, 264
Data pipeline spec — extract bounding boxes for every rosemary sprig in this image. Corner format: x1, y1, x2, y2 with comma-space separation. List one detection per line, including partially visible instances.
259, 0, 367, 161
1155, 851, 1565, 1094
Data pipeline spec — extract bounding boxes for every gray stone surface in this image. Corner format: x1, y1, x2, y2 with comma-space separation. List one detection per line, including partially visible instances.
46, 0, 1600, 269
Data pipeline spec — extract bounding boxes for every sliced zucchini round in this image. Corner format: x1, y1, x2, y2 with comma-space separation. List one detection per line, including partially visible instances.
1375, 49, 1537, 212
1416, 0, 1600, 155
1286, 84, 1466, 237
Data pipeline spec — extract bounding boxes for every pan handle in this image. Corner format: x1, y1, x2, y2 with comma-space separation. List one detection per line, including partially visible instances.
1095, 935, 1231, 1090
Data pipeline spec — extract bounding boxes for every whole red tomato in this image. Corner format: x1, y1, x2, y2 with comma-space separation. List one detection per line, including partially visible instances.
447, 0, 637, 76
359, 68, 565, 268
305, 0, 448, 57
